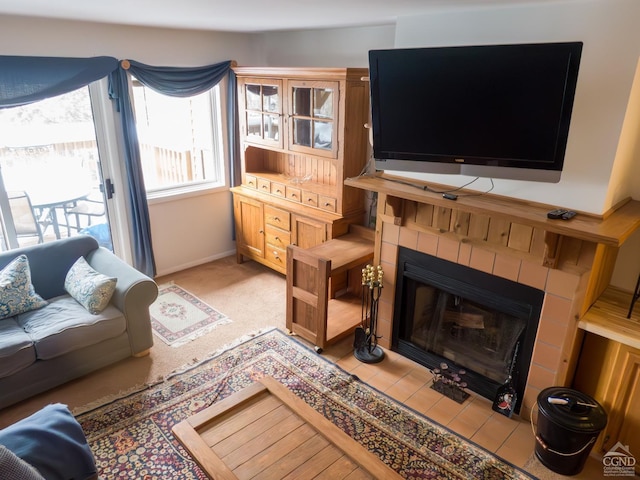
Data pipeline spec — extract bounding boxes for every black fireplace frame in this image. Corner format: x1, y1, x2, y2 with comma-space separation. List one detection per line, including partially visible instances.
391, 247, 544, 414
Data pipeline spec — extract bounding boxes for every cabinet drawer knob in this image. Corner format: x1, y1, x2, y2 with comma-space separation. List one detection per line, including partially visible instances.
275, 236, 280, 241
324, 202, 332, 206
259, 230, 264, 234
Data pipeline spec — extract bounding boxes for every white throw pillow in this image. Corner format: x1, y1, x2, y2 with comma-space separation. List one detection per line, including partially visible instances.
0, 255, 47, 320
64, 257, 116, 314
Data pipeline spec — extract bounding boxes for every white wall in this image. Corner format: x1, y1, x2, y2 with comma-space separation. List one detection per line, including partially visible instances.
149, 192, 236, 275
392, 0, 640, 215
254, 24, 395, 68
0, 15, 258, 65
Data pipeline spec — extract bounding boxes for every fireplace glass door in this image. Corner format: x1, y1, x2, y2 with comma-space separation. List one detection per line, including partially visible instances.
392, 247, 544, 413
406, 279, 526, 384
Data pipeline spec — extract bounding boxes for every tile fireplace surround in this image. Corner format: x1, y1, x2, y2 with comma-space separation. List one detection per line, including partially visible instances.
376, 220, 588, 421
346, 174, 640, 421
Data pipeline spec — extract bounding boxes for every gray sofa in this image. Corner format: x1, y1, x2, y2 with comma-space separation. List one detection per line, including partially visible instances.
0, 235, 158, 410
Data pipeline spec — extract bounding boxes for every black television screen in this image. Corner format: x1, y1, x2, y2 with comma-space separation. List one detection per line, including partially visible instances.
369, 42, 583, 183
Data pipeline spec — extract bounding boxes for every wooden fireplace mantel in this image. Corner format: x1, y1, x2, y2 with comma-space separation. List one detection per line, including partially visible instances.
346, 172, 640, 347
345, 173, 640, 247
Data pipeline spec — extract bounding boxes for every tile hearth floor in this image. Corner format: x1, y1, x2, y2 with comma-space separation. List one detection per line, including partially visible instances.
315, 335, 605, 479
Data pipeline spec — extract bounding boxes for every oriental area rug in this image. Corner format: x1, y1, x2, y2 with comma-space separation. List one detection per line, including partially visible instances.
150, 284, 231, 347
76, 328, 535, 479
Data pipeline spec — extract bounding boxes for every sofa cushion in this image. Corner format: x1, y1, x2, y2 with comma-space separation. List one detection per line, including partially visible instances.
0, 255, 47, 321
64, 256, 117, 314
17, 295, 126, 360
0, 318, 35, 379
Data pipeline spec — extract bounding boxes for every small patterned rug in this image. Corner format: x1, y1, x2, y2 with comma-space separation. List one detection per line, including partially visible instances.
76, 329, 535, 479
150, 284, 231, 347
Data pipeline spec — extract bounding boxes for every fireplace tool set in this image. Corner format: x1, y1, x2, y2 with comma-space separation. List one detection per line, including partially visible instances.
354, 264, 385, 364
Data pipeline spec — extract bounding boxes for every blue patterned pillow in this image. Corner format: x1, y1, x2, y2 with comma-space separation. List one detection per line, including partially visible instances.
64, 257, 117, 314
0, 255, 48, 320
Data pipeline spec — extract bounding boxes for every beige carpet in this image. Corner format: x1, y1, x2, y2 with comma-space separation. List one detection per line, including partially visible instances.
0, 255, 286, 427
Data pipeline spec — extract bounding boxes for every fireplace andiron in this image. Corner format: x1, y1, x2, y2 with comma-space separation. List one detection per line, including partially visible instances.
354, 264, 385, 364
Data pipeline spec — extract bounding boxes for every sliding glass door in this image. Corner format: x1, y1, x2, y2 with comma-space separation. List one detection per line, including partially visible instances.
0, 85, 113, 251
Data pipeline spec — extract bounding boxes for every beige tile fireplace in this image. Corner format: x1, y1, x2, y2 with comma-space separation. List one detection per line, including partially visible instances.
346, 173, 640, 420
376, 219, 590, 420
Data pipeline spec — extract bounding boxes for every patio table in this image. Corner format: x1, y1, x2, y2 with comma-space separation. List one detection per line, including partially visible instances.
29, 188, 90, 239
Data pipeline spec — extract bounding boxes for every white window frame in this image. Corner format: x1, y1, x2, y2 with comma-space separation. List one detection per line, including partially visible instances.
141, 79, 230, 205
89, 78, 132, 262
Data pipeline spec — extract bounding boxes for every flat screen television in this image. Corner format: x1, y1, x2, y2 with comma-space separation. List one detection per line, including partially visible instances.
369, 42, 583, 183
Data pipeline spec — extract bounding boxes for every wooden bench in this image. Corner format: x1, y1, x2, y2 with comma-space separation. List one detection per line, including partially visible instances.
286, 225, 374, 352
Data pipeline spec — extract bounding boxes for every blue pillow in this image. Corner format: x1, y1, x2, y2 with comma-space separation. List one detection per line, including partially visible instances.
0, 403, 97, 480
0, 255, 47, 321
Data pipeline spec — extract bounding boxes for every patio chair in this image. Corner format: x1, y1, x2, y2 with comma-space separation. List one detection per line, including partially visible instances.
7, 191, 47, 245
63, 189, 105, 234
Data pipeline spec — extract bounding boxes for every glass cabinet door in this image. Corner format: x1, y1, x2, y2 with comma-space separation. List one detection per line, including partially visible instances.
241, 79, 283, 149
288, 80, 339, 158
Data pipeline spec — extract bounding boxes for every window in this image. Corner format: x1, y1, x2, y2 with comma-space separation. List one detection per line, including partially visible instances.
131, 81, 226, 196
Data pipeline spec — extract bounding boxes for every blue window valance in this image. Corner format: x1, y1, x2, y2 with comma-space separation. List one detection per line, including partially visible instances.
0, 56, 118, 108
121, 59, 232, 97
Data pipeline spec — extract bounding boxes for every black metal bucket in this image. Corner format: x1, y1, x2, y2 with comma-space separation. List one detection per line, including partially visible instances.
534, 387, 607, 476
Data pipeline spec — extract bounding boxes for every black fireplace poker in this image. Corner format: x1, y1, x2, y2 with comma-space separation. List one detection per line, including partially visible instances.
354, 264, 385, 364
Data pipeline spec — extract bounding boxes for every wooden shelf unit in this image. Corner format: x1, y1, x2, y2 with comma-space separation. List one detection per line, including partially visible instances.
574, 287, 640, 470
286, 225, 374, 352
579, 286, 640, 350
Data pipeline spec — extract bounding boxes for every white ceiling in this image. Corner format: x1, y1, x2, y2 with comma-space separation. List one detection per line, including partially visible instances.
0, 0, 565, 33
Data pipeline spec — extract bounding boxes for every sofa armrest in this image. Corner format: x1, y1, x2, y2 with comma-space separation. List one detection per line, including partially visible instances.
85, 247, 158, 355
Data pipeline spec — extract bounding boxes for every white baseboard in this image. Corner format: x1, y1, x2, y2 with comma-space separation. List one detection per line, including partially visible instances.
154, 249, 237, 277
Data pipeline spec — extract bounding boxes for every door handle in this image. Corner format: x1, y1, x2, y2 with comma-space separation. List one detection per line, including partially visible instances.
100, 179, 115, 199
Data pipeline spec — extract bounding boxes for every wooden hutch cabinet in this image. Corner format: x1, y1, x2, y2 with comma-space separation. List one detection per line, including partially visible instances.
231, 67, 370, 274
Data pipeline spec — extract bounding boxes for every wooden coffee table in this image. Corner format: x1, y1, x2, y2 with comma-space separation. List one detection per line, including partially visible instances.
172, 376, 402, 479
